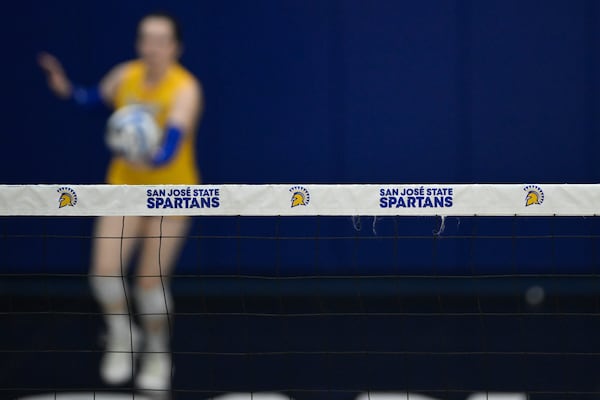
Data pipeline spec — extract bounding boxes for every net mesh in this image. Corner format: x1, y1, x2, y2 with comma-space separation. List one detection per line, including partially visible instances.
1, 184, 600, 400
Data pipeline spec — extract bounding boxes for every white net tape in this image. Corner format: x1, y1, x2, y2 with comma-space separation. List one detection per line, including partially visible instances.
0, 184, 597, 216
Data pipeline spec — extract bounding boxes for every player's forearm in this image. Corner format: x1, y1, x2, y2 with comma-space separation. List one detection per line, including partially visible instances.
71, 85, 104, 108
152, 124, 184, 166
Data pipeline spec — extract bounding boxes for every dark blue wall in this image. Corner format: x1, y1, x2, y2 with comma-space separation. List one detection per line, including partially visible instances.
2, 0, 600, 275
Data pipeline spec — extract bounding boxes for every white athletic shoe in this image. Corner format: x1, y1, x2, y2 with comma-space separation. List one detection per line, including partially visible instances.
99, 325, 141, 385
135, 352, 173, 394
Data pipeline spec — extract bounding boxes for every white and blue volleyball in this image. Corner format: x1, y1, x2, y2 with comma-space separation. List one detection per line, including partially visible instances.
105, 104, 161, 163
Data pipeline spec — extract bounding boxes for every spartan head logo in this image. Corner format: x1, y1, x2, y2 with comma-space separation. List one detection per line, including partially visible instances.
57, 187, 78, 208
524, 185, 544, 207
289, 186, 310, 208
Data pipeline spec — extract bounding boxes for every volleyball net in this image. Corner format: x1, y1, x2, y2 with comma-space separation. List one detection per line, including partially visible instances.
1, 184, 600, 400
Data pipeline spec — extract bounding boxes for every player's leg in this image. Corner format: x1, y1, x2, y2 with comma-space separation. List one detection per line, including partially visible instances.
134, 216, 191, 392
90, 215, 145, 385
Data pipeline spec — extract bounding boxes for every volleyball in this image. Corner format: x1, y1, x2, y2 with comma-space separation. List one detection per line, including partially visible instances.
105, 104, 161, 163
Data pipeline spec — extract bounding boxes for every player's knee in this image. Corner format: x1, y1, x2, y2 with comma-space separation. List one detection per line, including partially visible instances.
136, 274, 164, 290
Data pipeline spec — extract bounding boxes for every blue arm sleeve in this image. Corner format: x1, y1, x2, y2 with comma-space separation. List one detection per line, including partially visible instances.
152, 124, 184, 166
71, 85, 103, 108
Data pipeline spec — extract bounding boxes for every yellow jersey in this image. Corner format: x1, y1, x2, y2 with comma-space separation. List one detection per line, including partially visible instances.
106, 60, 200, 185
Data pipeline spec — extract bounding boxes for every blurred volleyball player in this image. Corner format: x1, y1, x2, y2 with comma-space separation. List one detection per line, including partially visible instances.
38, 12, 202, 394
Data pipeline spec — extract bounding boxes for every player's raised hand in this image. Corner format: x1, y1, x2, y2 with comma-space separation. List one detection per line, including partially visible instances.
38, 52, 72, 99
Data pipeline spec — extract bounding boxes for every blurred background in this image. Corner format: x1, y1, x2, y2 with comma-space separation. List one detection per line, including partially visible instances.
2, 1, 600, 399
5, 0, 600, 186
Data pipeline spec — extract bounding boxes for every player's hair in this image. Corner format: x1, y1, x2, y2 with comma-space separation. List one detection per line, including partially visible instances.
139, 11, 183, 44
